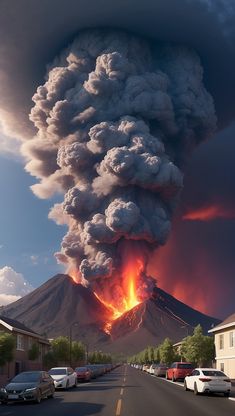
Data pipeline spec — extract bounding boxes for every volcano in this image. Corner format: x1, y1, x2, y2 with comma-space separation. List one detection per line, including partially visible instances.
0, 274, 220, 354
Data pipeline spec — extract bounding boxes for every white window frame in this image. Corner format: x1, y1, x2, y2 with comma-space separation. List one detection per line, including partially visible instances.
16, 334, 24, 351
219, 334, 224, 350
229, 331, 235, 348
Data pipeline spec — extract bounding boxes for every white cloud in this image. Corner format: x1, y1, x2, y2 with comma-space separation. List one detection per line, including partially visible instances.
0, 266, 34, 306
30, 255, 39, 265
0, 127, 22, 160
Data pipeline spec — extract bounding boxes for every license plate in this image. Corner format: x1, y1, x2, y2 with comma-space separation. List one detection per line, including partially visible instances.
8, 394, 19, 399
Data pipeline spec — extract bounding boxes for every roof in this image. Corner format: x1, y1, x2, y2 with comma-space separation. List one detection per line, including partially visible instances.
208, 312, 235, 333
0, 315, 49, 343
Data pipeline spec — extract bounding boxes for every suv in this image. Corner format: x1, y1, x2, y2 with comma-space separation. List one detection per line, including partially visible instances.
166, 362, 193, 381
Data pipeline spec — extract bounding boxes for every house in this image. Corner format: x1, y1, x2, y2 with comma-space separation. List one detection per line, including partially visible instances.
0, 315, 50, 387
208, 312, 235, 379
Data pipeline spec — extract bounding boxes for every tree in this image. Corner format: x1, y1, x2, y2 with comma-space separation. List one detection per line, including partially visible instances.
72, 341, 85, 363
28, 343, 40, 360
154, 346, 160, 363
181, 324, 215, 367
0, 332, 15, 366
148, 346, 155, 363
159, 338, 175, 365
51, 336, 69, 363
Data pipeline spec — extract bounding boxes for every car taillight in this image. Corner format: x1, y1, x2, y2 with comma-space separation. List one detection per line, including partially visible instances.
224, 379, 231, 383
199, 378, 211, 382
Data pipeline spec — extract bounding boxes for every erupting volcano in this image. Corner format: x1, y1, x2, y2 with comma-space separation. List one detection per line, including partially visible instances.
21, 29, 216, 320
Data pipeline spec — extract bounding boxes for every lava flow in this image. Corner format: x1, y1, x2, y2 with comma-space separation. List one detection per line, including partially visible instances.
68, 256, 144, 330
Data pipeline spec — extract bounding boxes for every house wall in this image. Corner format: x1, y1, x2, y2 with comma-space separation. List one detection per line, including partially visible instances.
0, 324, 49, 387
214, 324, 235, 379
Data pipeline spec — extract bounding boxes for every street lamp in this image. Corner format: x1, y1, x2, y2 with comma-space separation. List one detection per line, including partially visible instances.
69, 322, 78, 367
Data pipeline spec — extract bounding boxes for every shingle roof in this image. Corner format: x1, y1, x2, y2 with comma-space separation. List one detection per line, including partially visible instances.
211, 312, 235, 331
0, 315, 38, 335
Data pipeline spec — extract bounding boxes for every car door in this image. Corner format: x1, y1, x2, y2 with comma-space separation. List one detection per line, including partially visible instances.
68, 368, 74, 386
187, 370, 198, 390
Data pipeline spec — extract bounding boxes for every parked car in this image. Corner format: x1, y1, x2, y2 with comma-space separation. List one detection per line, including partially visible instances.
184, 368, 231, 396
166, 362, 193, 381
0, 371, 55, 404
48, 367, 77, 389
149, 364, 158, 374
143, 365, 150, 372
154, 364, 168, 377
75, 366, 92, 382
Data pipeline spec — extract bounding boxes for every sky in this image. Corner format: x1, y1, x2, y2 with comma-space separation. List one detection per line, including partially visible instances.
0, 0, 235, 319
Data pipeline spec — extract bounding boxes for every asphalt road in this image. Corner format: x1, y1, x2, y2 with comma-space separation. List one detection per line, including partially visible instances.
0, 365, 234, 416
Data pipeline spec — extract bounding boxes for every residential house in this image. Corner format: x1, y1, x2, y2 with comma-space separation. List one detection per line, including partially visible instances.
208, 312, 235, 379
0, 315, 50, 387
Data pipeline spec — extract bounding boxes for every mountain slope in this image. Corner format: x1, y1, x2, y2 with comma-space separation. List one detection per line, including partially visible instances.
0, 275, 220, 355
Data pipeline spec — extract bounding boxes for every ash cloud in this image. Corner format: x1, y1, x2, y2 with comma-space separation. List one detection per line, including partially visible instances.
21, 29, 216, 299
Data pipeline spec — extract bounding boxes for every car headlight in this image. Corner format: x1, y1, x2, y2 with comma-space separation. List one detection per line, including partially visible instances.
24, 387, 37, 392
0, 388, 6, 393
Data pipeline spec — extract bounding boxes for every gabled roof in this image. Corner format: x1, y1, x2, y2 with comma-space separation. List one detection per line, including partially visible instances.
208, 312, 235, 333
0, 315, 49, 343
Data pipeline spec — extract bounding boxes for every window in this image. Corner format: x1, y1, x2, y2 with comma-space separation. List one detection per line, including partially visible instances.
16, 334, 24, 351
220, 363, 224, 372
229, 331, 235, 348
219, 334, 224, 350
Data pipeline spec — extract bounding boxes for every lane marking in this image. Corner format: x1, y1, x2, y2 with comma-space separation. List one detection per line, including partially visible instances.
123, 377, 126, 382
116, 398, 122, 416
229, 397, 235, 401
120, 388, 124, 396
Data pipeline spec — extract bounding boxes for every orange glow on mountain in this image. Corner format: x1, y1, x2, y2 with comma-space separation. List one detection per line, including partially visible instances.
95, 257, 143, 321
68, 268, 81, 284
183, 204, 235, 221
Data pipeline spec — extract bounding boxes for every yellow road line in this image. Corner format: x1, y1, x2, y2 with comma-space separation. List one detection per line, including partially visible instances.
120, 388, 124, 395
116, 398, 122, 416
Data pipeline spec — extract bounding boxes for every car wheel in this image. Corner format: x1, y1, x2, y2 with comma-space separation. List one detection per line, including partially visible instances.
224, 392, 230, 397
65, 380, 69, 390
194, 383, 199, 395
184, 380, 189, 391
35, 390, 42, 404
74, 379, 78, 388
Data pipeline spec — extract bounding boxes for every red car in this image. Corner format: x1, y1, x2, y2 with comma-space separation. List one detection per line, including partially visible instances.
75, 366, 91, 382
166, 362, 193, 382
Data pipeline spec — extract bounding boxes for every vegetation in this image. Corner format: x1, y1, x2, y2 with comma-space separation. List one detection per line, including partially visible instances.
180, 324, 214, 367
0, 332, 15, 366
128, 324, 215, 367
43, 336, 114, 367
28, 343, 40, 360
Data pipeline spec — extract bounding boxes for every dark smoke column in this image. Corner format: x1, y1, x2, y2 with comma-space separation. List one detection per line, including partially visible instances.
22, 30, 216, 308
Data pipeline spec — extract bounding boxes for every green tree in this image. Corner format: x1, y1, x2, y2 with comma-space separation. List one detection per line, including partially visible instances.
154, 346, 160, 362
51, 336, 69, 363
72, 341, 85, 363
43, 351, 57, 368
159, 338, 175, 365
148, 346, 155, 363
181, 324, 214, 366
28, 343, 40, 360
0, 332, 15, 366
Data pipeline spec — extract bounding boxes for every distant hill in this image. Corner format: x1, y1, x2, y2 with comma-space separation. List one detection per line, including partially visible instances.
0, 274, 220, 355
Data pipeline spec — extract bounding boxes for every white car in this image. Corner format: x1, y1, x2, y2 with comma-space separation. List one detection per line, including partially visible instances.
48, 367, 77, 389
184, 368, 231, 396
149, 364, 158, 375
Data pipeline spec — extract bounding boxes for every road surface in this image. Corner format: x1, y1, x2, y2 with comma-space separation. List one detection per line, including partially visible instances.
1, 365, 234, 416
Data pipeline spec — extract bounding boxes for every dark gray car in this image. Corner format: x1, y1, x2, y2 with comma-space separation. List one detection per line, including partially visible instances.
0, 371, 55, 404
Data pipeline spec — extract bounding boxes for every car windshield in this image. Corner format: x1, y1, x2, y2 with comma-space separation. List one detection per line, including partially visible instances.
75, 367, 87, 371
178, 364, 193, 369
49, 369, 67, 375
202, 370, 226, 377
11, 372, 40, 383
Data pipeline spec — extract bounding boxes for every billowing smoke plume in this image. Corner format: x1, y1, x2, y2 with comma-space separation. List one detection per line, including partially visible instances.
22, 30, 216, 305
